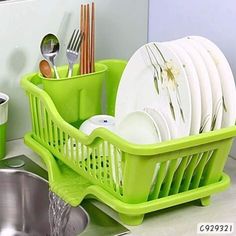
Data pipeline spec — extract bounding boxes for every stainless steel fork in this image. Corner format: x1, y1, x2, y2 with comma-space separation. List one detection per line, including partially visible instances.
66, 29, 83, 77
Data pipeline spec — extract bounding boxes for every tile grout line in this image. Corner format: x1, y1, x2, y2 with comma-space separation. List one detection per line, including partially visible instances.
229, 155, 236, 160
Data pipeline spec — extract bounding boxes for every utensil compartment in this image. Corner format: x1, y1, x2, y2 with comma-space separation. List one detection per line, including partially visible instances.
21, 59, 236, 226
41, 63, 107, 125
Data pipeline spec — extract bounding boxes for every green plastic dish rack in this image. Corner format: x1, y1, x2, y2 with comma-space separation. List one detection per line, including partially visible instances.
20, 59, 236, 226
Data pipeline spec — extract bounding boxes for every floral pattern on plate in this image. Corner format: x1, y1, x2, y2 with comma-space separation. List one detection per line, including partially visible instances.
145, 43, 185, 122
115, 42, 191, 139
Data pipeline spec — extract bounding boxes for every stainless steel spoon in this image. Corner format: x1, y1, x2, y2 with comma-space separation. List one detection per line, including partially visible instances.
40, 33, 60, 79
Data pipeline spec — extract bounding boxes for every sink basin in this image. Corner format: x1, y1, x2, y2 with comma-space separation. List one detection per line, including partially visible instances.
0, 155, 130, 236
0, 169, 88, 236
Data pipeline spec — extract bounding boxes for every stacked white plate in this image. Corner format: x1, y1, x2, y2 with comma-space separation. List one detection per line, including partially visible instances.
115, 36, 236, 144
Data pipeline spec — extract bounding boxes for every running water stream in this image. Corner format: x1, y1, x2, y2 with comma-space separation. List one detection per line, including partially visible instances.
49, 191, 71, 236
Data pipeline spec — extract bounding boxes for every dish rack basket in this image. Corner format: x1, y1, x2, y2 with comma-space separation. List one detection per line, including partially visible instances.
20, 59, 236, 226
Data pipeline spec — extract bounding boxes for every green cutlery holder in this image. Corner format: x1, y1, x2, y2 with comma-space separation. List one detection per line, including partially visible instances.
41, 63, 107, 125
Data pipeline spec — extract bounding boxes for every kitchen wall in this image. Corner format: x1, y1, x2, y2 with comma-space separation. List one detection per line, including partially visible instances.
0, 0, 148, 140
148, 0, 236, 157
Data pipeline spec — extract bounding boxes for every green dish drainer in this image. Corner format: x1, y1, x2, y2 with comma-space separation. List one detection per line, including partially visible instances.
20, 59, 236, 226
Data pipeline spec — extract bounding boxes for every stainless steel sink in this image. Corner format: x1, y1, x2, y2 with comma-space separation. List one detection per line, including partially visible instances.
0, 155, 130, 236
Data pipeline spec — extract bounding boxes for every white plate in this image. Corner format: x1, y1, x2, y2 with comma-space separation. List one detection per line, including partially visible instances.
190, 36, 236, 128
143, 108, 171, 190
175, 39, 212, 133
165, 42, 202, 135
184, 37, 223, 130
116, 110, 161, 144
115, 42, 192, 139
144, 108, 171, 141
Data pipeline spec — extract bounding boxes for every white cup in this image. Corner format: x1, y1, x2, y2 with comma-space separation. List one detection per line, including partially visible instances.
0, 92, 9, 159
0, 93, 9, 125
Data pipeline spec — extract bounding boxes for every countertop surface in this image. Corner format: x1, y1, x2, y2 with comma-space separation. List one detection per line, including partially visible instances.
4, 139, 236, 236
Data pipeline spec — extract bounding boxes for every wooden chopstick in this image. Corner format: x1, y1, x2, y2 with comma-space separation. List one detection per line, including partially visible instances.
80, 4, 84, 74
83, 4, 87, 74
91, 2, 95, 73
86, 4, 90, 73
79, 2, 95, 75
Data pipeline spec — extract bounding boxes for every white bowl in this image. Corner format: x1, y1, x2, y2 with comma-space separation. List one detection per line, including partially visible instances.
79, 115, 115, 135
79, 115, 120, 186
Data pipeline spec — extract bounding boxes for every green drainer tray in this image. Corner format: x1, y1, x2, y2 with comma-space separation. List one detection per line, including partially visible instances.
21, 60, 236, 226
